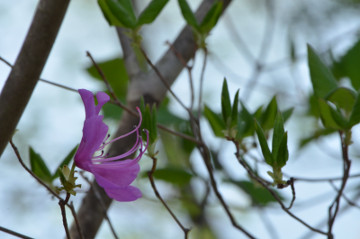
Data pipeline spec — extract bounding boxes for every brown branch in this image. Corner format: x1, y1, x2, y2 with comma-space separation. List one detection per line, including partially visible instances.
59, 193, 72, 239
9, 139, 63, 201
0, 226, 34, 239
234, 144, 327, 236
10, 139, 83, 239
148, 156, 191, 238
327, 131, 352, 239
0, 0, 70, 157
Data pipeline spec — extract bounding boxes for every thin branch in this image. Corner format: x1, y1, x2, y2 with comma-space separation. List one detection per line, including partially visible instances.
140, 47, 190, 113
291, 173, 360, 183
165, 41, 196, 111
157, 123, 202, 145
86, 51, 135, 116
69, 202, 84, 239
234, 144, 327, 236
10, 139, 83, 239
197, 49, 208, 117
0, 56, 77, 93
0, 226, 34, 239
59, 193, 72, 239
286, 177, 296, 210
327, 131, 352, 239
329, 181, 360, 209
9, 139, 63, 201
189, 119, 255, 238
148, 156, 191, 239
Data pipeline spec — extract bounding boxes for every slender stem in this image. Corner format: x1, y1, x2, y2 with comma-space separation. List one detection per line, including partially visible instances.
234, 143, 327, 236
86, 51, 135, 117
0, 226, 34, 239
69, 202, 84, 239
59, 193, 72, 239
140, 47, 190, 113
327, 131, 352, 238
0, 56, 78, 93
197, 49, 208, 117
10, 139, 83, 238
148, 156, 191, 238
9, 139, 62, 201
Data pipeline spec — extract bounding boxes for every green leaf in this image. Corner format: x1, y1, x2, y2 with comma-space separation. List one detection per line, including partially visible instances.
204, 105, 226, 137
276, 132, 289, 168
157, 98, 186, 125
137, 0, 169, 26
272, 112, 285, 162
178, 0, 199, 30
232, 180, 281, 206
98, 0, 124, 26
199, 1, 223, 34
86, 58, 129, 99
105, 0, 137, 28
231, 90, 240, 127
326, 87, 356, 114
318, 99, 341, 129
332, 39, 360, 90
140, 102, 158, 144
348, 93, 360, 127
102, 103, 123, 120
328, 105, 347, 129
307, 44, 338, 98
153, 167, 193, 186
282, 107, 294, 122
29, 147, 53, 184
299, 128, 335, 148
236, 102, 255, 139
221, 79, 232, 124
52, 146, 78, 180
260, 96, 278, 131
255, 120, 273, 166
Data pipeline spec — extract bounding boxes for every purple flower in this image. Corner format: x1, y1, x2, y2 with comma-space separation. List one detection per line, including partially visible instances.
75, 89, 148, 202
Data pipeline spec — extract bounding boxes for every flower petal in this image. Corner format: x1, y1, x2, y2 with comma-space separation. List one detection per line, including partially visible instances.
91, 159, 140, 187
75, 116, 108, 171
104, 185, 142, 202
78, 89, 96, 119
95, 91, 110, 115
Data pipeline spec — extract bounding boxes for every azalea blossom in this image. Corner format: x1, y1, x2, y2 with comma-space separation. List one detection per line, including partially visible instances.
75, 89, 148, 202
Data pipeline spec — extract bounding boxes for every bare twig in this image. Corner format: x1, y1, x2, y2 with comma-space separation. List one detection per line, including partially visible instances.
0, 226, 34, 239
59, 193, 72, 239
0, 56, 77, 93
327, 131, 352, 239
287, 177, 296, 210
9, 139, 83, 239
85, 51, 134, 116
329, 181, 360, 209
9, 139, 62, 201
197, 49, 208, 117
148, 156, 191, 239
234, 144, 327, 236
140, 47, 190, 113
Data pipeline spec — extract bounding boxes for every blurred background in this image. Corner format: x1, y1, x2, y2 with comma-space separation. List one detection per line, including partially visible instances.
1, 0, 360, 238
